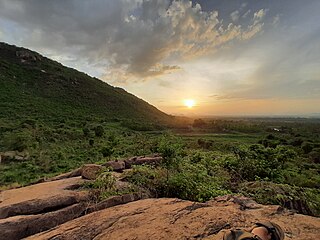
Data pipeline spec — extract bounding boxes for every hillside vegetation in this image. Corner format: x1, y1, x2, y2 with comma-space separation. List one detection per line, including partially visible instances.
0, 42, 181, 185
0, 42, 176, 125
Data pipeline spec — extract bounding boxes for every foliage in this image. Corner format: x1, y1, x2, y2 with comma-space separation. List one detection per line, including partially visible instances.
125, 163, 230, 202
83, 169, 117, 200
94, 125, 104, 137
100, 145, 114, 159
223, 144, 297, 182
239, 181, 320, 216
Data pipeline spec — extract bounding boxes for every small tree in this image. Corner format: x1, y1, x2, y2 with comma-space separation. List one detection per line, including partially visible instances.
157, 136, 183, 182
83, 127, 90, 137
94, 125, 104, 137
101, 145, 114, 159
193, 118, 206, 128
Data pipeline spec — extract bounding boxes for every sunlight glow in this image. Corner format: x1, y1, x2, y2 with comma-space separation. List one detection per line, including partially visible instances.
184, 99, 196, 108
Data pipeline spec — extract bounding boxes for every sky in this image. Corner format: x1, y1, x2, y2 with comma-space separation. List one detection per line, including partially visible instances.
0, 0, 319, 116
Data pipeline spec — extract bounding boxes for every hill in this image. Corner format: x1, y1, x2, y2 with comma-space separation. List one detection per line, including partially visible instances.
0, 42, 174, 127
0, 42, 185, 186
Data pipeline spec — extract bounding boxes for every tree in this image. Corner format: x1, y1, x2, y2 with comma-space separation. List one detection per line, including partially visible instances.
101, 145, 114, 159
94, 125, 104, 137
193, 118, 206, 128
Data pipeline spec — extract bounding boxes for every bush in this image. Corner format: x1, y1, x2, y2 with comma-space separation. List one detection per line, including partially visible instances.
94, 125, 104, 137
100, 145, 114, 158
82, 127, 90, 137
309, 149, 320, 163
125, 161, 230, 202
223, 144, 297, 181
301, 141, 313, 154
239, 181, 320, 216
193, 119, 206, 128
3, 130, 33, 152
84, 170, 117, 201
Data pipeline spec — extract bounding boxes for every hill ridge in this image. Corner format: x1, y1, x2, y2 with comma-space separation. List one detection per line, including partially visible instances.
0, 41, 173, 125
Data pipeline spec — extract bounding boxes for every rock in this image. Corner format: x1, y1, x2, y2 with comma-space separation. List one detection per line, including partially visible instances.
124, 156, 163, 168
85, 193, 142, 214
0, 203, 86, 240
0, 151, 30, 163
104, 160, 125, 172
16, 50, 42, 62
81, 164, 103, 180
0, 177, 88, 216
45, 168, 82, 182
214, 195, 262, 210
0, 151, 16, 162
26, 198, 320, 240
0, 194, 86, 219
0, 177, 89, 240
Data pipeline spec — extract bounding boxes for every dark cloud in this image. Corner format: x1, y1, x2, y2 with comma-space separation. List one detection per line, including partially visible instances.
0, 0, 266, 82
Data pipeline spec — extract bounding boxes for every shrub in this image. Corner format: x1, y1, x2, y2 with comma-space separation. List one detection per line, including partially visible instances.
125, 161, 230, 202
239, 181, 320, 216
193, 119, 207, 128
94, 125, 104, 137
100, 145, 114, 159
309, 148, 320, 163
84, 169, 117, 201
82, 127, 90, 137
301, 141, 314, 154
223, 144, 296, 181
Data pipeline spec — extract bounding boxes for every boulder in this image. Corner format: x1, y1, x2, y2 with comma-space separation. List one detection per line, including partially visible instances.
81, 164, 103, 180
0, 194, 86, 219
124, 156, 163, 168
104, 160, 125, 172
0, 177, 87, 214
0, 203, 86, 240
16, 50, 42, 62
0, 151, 30, 163
45, 168, 82, 182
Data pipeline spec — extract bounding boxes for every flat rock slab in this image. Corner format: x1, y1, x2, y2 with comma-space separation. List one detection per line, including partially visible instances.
0, 177, 86, 209
27, 198, 320, 240
0, 203, 86, 240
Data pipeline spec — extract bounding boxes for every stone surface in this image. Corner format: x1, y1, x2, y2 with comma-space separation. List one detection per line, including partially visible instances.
81, 164, 103, 180
45, 168, 82, 181
104, 160, 125, 172
0, 177, 90, 240
0, 177, 86, 209
0, 194, 87, 219
0, 151, 30, 163
124, 156, 163, 168
0, 203, 86, 240
27, 198, 320, 240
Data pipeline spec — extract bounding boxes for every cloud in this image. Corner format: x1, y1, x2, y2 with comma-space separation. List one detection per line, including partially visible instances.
214, 29, 320, 101
253, 9, 267, 24
0, 0, 267, 83
230, 10, 240, 22
272, 14, 280, 26
242, 9, 251, 18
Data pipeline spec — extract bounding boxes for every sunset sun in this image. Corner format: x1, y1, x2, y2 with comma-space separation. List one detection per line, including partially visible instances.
184, 99, 196, 108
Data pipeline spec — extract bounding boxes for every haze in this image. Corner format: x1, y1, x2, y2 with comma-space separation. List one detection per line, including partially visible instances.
1, 0, 319, 116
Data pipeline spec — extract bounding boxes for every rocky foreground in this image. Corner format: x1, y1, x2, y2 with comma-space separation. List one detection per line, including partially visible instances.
27, 197, 320, 240
0, 157, 319, 240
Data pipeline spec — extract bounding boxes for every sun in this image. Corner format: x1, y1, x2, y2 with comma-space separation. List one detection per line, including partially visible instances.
184, 99, 196, 108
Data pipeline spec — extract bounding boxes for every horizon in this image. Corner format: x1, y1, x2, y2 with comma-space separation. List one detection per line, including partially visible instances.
0, 0, 319, 116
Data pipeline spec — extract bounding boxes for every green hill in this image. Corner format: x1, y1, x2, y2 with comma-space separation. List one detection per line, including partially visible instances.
0, 42, 174, 127
0, 42, 184, 186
